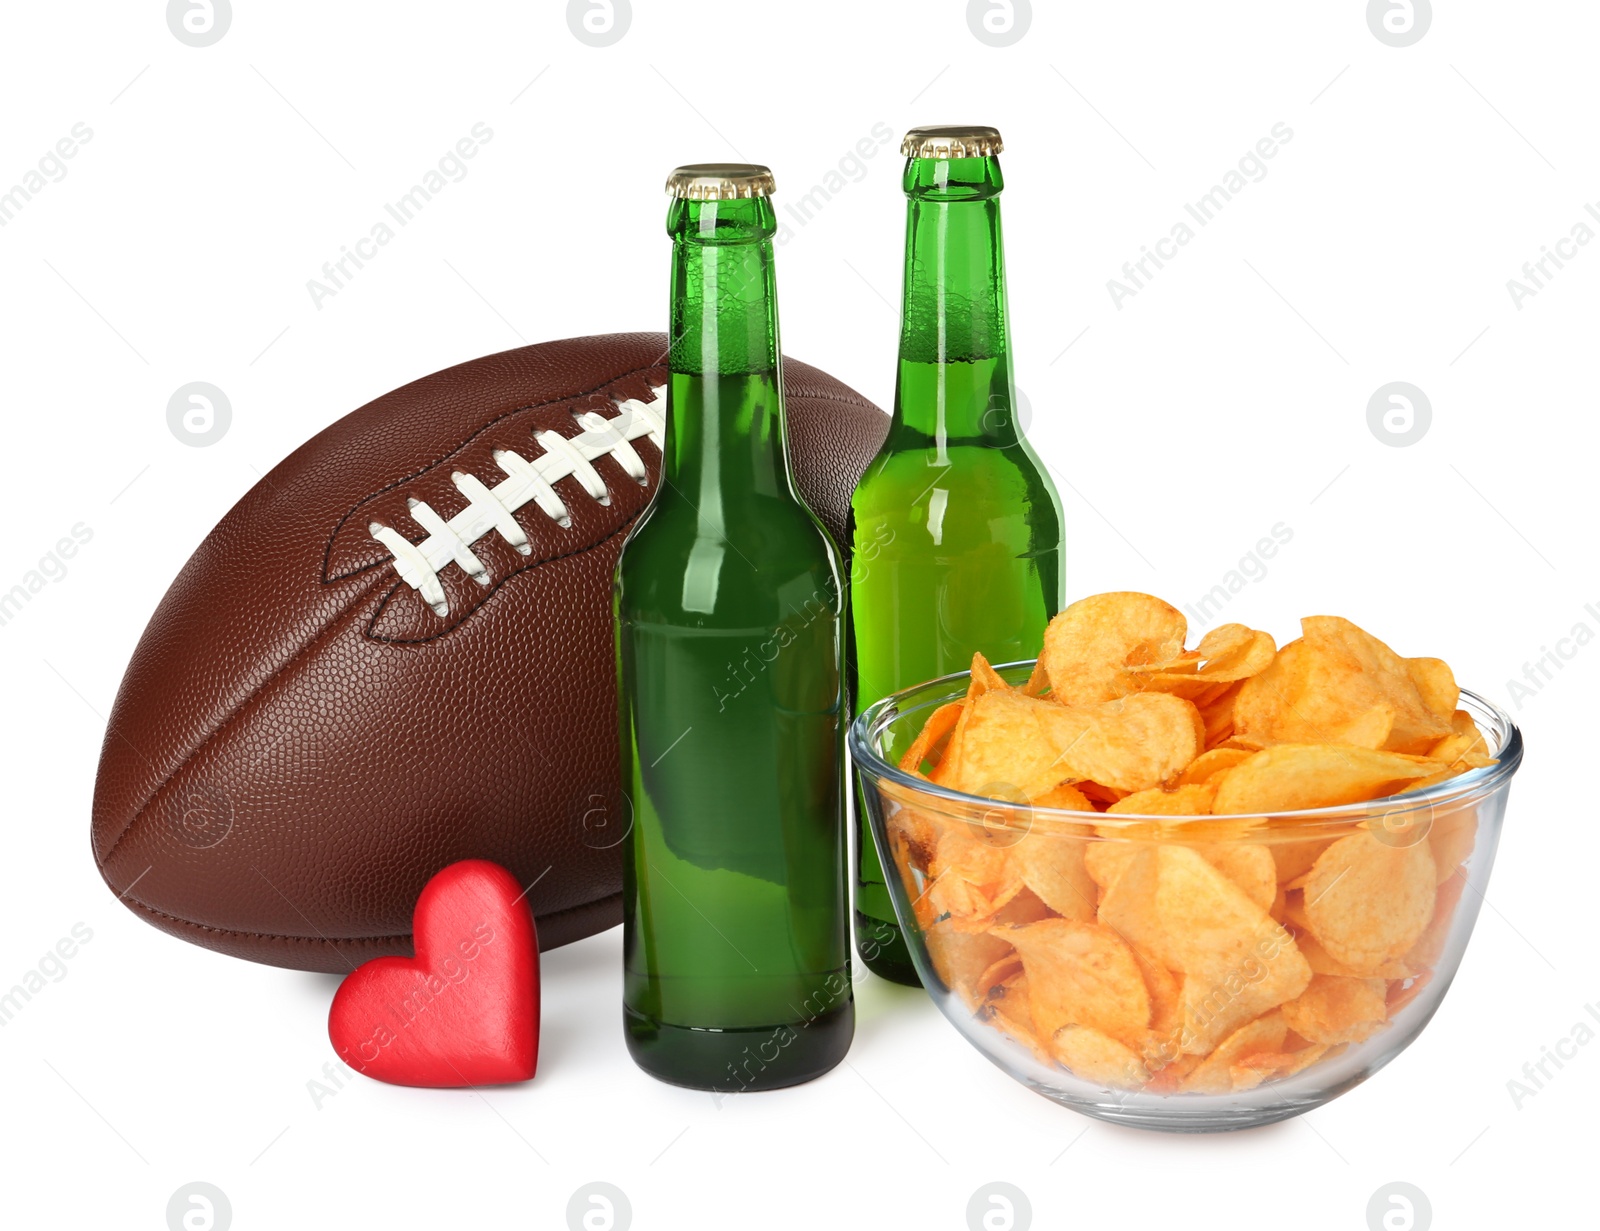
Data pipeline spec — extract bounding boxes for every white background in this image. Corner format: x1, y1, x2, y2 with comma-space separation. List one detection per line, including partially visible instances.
1, 1, 1593, 1227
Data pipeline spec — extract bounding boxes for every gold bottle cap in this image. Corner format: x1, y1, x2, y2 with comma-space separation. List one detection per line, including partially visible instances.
665, 164, 777, 201
900, 125, 1004, 159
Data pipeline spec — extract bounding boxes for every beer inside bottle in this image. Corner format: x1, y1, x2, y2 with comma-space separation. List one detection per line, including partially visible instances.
616, 164, 853, 1090
848, 128, 1066, 984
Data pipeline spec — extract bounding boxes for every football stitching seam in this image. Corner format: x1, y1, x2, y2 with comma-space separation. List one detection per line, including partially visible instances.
365, 515, 640, 644
367, 387, 665, 616
319, 360, 670, 586
117, 887, 623, 945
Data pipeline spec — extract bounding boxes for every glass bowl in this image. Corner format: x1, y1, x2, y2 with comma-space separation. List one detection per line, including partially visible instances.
849, 661, 1522, 1132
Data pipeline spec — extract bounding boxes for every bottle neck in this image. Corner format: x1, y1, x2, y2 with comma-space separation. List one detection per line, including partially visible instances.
894, 155, 1019, 449
663, 196, 791, 502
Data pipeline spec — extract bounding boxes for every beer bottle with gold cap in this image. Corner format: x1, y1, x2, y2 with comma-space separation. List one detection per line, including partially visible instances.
615, 164, 853, 1090
848, 127, 1066, 984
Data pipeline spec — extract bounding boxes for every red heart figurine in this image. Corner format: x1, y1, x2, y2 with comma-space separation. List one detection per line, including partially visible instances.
329, 860, 539, 1086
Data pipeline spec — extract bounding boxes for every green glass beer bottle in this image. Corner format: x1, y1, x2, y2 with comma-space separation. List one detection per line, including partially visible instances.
848, 127, 1066, 984
616, 164, 853, 1090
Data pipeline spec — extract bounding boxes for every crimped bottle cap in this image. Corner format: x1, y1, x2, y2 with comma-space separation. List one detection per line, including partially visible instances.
665, 164, 777, 200
900, 126, 1004, 159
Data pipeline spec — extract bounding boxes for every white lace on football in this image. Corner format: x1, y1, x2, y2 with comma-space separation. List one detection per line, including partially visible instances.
369, 386, 665, 616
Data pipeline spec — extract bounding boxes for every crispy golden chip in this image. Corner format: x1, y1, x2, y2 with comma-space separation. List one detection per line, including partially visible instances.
1194, 843, 1277, 914
1407, 656, 1460, 725
990, 887, 1057, 927
1403, 871, 1466, 971
1177, 747, 1253, 786
1130, 945, 1183, 1046
927, 825, 1024, 925
1021, 658, 1052, 698
1270, 839, 1332, 885
970, 651, 1011, 696
1030, 782, 1095, 812
1211, 744, 1436, 815
1096, 846, 1310, 1055
980, 971, 1050, 1063
1007, 835, 1097, 922
1333, 703, 1396, 750
1299, 833, 1436, 974
1040, 592, 1188, 705
924, 923, 1014, 1009
1181, 1012, 1288, 1094
1137, 625, 1278, 699
1199, 681, 1245, 748
1001, 919, 1151, 1049
1105, 783, 1217, 815
898, 701, 964, 775
1292, 929, 1413, 980
1051, 1024, 1152, 1088
1428, 803, 1479, 881
928, 659, 1010, 787
1231, 1042, 1331, 1089
949, 690, 1202, 798
1235, 619, 1454, 753
1281, 974, 1388, 1045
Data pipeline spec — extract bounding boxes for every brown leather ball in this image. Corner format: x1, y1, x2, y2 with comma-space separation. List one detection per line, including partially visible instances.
91, 334, 886, 972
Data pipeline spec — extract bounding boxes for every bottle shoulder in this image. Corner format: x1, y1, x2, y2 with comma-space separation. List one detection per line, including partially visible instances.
618, 495, 842, 626
853, 442, 1061, 515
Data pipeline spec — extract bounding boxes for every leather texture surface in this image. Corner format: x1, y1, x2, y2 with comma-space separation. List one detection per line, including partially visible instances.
92, 333, 887, 972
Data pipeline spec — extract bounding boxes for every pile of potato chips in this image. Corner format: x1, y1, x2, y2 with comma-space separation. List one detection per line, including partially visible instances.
883, 592, 1496, 1094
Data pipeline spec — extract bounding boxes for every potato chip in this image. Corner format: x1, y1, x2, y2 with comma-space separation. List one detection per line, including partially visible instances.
1199, 681, 1244, 748
930, 658, 1011, 787
1281, 974, 1388, 1045
970, 651, 1011, 696
924, 923, 1014, 1009
1387, 971, 1433, 1016
980, 971, 1050, 1063
1193, 843, 1276, 914
1136, 624, 1278, 699
1181, 1012, 1288, 1094
1130, 945, 1183, 1047
1407, 656, 1460, 725
949, 690, 1202, 798
1269, 838, 1332, 885
1040, 592, 1188, 705
1230, 1042, 1331, 1088
927, 825, 1024, 925
1001, 918, 1150, 1049
1403, 870, 1467, 971
1007, 835, 1097, 922
1211, 744, 1436, 815
1333, 703, 1396, 750
898, 701, 963, 775
1292, 928, 1413, 981
1020, 658, 1052, 698
1427, 803, 1479, 881
1105, 783, 1217, 815
1077, 781, 1127, 808
989, 887, 1057, 927
1051, 1024, 1151, 1088
1030, 782, 1095, 812
1299, 833, 1436, 974
1176, 747, 1253, 786
1235, 619, 1454, 754
1096, 846, 1310, 1054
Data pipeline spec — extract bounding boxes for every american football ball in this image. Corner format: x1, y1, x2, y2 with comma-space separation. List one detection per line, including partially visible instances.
92, 333, 886, 972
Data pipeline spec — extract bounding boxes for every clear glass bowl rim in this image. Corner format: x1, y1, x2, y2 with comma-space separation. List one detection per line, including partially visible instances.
847, 659, 1523, 837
